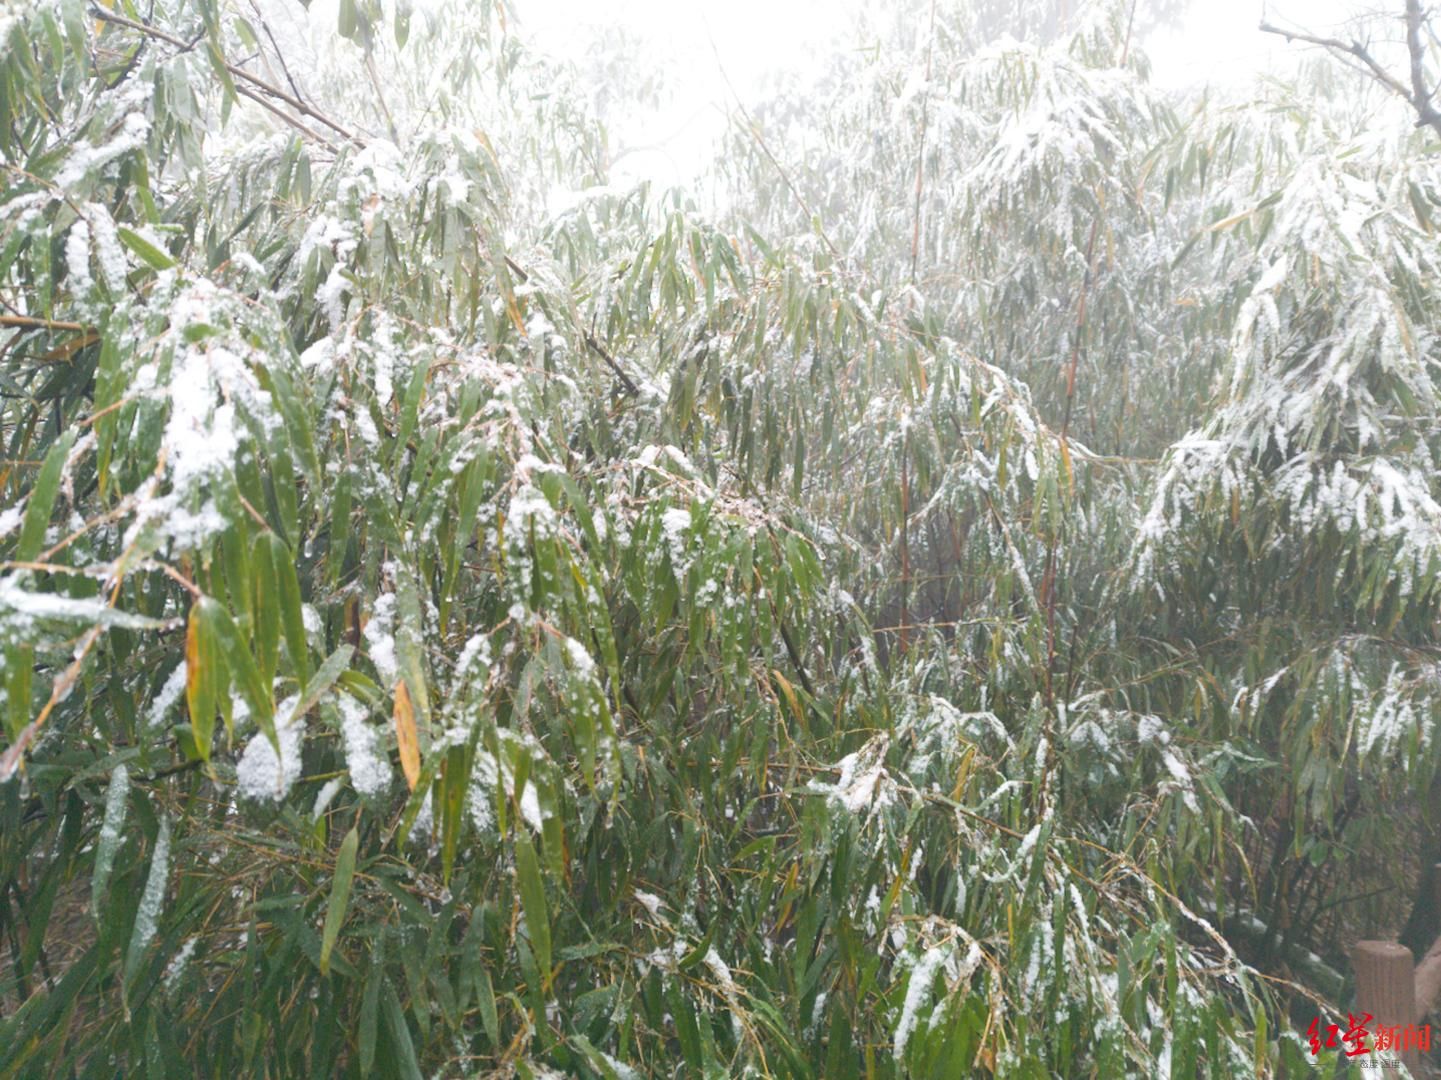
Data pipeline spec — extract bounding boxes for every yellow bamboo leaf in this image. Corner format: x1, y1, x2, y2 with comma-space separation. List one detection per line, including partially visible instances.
394, 680, 420, 790
1207, 208, 1255, 233
952, 744, 976, 802
881, 839, 912, 918
504, 293, 526, 336
772, 669, 802, 726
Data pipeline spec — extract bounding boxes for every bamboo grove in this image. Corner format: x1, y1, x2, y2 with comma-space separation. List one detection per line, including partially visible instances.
1, 0, 1439, 1075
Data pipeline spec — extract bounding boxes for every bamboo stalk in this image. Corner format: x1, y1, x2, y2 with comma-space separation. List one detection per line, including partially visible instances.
0, 314, 88, 332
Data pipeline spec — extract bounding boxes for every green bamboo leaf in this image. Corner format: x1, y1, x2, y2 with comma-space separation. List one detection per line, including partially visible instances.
474, 964, 499, 1048
257, 365, 321, 489
394, 0, 411, 48
1253, 1006, 1269, 1072
287, 643, 354, 727
338, 0, 358, 38
359, 934, 385, 1075
572, 1035, 623, 1079
205, 39, 238, 107
319, 825, 359, 976
220, 515, 252, 624
327, 473, 353, 587
116, 226, 176, 271
381, 979, 424, 1080
90, 764, 129, 918
393, 564, 430, 728
122, 818, 171, 1001
666, 981, 703, 1070
513, 831, 551, 991
440, 743, 468, 884
202, 597, 274, 746
271, 442, 300, 545
16, 430, 75, 562
252, 533, 280, 684
184, 601, 221, 760
266, 531, 312, 685
232, 15, 259, 51
4, 644, 32, 742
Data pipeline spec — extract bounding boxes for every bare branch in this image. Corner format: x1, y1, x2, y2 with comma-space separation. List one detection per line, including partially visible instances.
234, 81, 337, 150
582, 331, 641, 397
89, 6, 360, 145
1404, 0, 1441, 134
1259, 20, 1413, 99
1260, 8, 1441, 138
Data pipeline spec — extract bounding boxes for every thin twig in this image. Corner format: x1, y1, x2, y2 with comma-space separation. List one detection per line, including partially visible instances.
1042, 217, 1101, 709
364, 51, 400, 145
899, 430, 910, 656
909, 0, 938, 285
248, 0, 306, 102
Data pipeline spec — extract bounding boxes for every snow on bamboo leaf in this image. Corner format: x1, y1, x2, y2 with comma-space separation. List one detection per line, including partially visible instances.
148, 661, 187, 730
123, 817, 171, 1001
91, 763, 129, 918
809, 734, 895, 815
236, 695, 304, 803
338, 692, 391, 796
893, 943, 950, 1060
0, 578, 166, 638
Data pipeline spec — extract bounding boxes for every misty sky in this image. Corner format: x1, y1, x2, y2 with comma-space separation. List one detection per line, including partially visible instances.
515, 0, 1369, 190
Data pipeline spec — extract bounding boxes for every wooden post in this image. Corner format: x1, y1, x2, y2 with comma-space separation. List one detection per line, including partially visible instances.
1352, 940, 1421, 1074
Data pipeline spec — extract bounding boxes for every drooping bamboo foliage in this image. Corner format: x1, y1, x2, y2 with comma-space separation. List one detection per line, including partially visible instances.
1, 0, 1437, 1076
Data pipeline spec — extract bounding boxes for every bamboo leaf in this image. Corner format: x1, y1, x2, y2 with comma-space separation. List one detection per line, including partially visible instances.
319, 826, 359, 976
16, 430, 75, 562
266, 530, 312, 685
338, 0, 357, 38
185, 601, 220, 760
90, 764, 129, 918
513, 831, 551, 991
116, 226, 176, 270
202, 597, 274, 745
287, 643, 354, 727
393, 679, 420, 790
122, 817, 170, 1002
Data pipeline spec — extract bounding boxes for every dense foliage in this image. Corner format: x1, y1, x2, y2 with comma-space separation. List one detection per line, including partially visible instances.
1, 0, 1438, 1075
